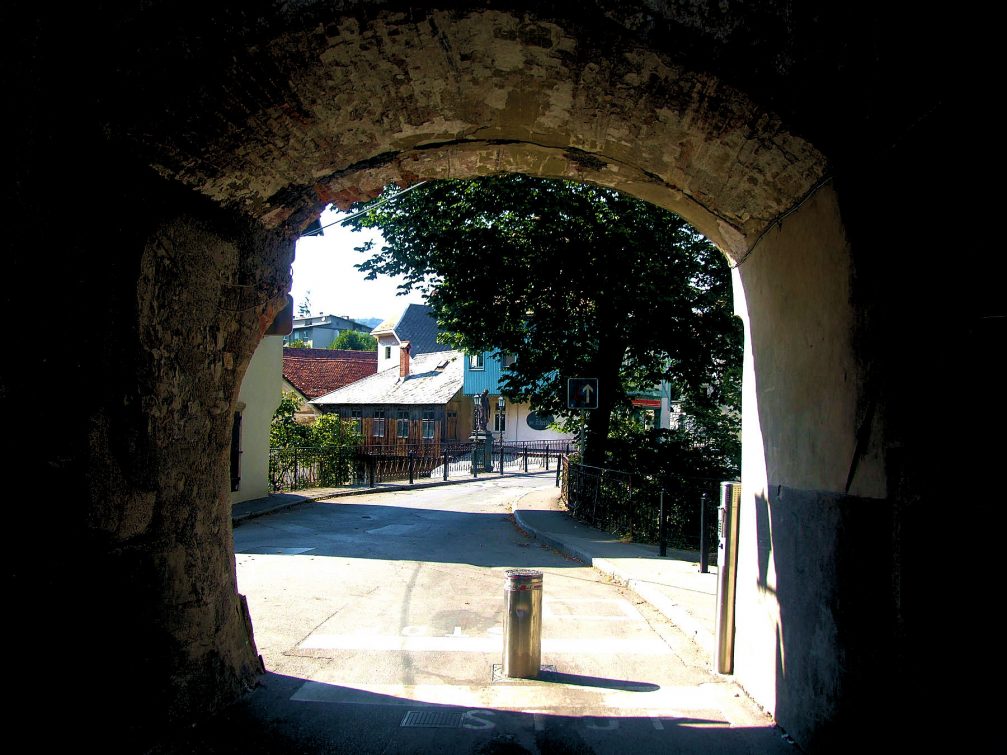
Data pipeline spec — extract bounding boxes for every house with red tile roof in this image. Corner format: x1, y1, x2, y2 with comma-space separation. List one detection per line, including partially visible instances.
281, 347, 378, 422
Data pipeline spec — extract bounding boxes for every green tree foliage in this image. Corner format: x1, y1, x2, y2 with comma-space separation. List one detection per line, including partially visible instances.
270, 391, 311, 448
285, 339, 309, 349
330, 330, 377, 351
269, 391, 361, 488
343, 175, 742, 468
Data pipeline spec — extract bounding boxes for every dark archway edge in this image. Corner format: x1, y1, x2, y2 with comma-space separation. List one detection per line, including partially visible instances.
2, 2, 998, 750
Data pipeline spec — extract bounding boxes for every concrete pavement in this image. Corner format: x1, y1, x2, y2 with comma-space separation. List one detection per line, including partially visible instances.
215, 476, 786, 754
510, 486, 719, 660
232, 469, 555, 524
235, 476, 720, 663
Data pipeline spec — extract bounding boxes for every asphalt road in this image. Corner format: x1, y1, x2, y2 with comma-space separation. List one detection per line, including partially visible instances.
152, 476, 793, 754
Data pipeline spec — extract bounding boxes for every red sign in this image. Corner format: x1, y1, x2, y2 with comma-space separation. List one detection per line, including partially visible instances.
631, 398, 661, 408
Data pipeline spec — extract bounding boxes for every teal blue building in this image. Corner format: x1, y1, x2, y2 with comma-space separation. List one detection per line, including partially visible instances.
462, 352, 573, 442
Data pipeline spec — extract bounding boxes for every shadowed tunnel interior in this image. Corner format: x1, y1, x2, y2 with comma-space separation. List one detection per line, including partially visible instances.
4, 1, 1000, 750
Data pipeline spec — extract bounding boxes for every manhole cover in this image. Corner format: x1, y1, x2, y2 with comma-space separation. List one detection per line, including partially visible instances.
400, 710, 464, 728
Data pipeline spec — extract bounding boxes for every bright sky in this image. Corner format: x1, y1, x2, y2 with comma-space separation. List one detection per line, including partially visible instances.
291, 206, 427, 325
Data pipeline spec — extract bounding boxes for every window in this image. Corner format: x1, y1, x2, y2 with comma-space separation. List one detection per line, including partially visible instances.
422, 410, 435, 440
384, 345, 392, 360
501, 353, 516, 368
350, 408, 362, 434
397, 410, 410, 438
494, 410, 506, 433
468, 352, 484, 370
373, 410, 385, 437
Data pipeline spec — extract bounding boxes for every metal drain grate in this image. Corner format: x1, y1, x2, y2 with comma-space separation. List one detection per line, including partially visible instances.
400, 710, 464, 728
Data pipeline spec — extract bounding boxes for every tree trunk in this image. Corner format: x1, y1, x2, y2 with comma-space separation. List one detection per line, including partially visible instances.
582, 335, 626, 467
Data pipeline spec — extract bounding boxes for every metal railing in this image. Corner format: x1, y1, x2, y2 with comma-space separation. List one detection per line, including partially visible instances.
560, 458, 722, 556
269, 439, 574, 491
268, 446, 357, 491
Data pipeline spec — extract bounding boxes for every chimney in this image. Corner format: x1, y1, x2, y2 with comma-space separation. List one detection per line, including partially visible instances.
399, 341, 411, 378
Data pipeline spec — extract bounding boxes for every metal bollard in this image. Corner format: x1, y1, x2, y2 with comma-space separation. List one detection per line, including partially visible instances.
502, 569, 543, 678
699, 492, 709, 573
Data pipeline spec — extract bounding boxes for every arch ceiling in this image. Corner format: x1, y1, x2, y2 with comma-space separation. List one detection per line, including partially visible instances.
103, 3, 827, 260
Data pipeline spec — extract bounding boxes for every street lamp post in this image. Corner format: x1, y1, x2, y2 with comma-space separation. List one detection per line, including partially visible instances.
496, 395, 506, 440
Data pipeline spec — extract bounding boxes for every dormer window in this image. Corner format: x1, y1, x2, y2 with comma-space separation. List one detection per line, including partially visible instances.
469, 352, 485, 370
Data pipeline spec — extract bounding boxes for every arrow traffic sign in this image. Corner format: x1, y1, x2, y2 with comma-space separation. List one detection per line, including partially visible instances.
567, 378, 599, 410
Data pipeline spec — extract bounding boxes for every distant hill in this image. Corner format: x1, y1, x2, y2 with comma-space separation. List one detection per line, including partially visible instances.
355, 317, 383, 329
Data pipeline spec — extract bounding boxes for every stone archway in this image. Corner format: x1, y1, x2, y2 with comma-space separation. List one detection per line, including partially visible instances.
7, 2, 991, 750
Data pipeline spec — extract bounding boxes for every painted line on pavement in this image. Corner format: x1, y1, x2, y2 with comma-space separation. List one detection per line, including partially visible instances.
298, 634, 672, 655
290, 679, 729, 717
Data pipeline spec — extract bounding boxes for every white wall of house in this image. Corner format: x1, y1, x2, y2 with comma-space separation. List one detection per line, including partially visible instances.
376, 334, 400, 373
231, 335, 283, 504
497, 401, 574, 443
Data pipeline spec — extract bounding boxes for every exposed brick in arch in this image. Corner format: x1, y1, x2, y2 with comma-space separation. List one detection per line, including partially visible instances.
111, 6, 826, 259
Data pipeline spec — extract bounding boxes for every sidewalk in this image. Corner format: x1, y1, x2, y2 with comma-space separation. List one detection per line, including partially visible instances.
513, 486, 719, 658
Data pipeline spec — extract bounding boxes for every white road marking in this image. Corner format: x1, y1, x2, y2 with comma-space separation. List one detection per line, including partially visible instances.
298, 634, 672, 655
541, 598, 643, 622
461, 710, 496, 730
290, 679, 728, 716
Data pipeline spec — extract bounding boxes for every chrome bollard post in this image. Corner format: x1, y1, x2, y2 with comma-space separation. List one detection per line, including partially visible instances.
502, 569, 543, 678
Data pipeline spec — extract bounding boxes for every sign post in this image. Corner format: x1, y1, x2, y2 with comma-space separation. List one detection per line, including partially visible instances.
567, 378, 599, 460
567, 378, 599, 410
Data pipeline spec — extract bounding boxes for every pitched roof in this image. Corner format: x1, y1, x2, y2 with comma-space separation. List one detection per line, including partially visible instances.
292, 313, 370, 331
370, 303, 451, 356
311, 350, 463, 406
282, 348, 378, 399
370, 316, 397, 335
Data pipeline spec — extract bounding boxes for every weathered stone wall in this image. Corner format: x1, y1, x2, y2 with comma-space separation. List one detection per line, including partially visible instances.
6, 121, 292, 743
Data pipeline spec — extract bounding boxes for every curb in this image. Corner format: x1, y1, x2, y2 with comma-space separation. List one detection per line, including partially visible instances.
513, 509, 716, 658
233, 471, 553, 524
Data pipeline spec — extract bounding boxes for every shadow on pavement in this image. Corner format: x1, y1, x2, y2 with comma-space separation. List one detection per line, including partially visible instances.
234, 501, 583, 569
147, 672, 793, 754
533, 669, 660, 692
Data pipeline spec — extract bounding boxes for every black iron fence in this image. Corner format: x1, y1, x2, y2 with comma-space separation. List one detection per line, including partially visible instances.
269, 439, 574, 492
560, 458, 723, 557
268, 446, 357, 491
